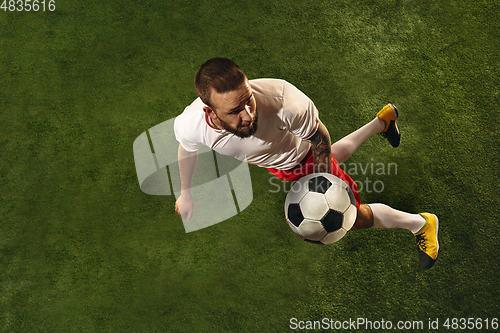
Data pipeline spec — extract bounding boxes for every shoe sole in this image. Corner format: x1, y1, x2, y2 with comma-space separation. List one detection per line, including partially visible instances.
388, 103, 399, 119
386, 121, 400, 147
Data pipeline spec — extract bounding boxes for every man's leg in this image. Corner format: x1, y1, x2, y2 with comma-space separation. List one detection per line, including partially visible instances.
331, 117, 385, 164
351, 204, 426, 232
331, 104, 399, 164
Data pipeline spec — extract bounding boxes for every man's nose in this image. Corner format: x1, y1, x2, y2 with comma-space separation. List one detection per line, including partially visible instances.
240, 106, 252, 122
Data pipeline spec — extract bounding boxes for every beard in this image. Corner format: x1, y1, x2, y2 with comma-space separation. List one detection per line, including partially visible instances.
219, 112, 259, 138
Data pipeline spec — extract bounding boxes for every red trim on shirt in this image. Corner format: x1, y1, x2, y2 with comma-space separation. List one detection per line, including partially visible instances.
302, 119, 319, 140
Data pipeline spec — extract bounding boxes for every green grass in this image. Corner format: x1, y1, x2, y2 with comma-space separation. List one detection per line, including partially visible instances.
1, 0, 499, 331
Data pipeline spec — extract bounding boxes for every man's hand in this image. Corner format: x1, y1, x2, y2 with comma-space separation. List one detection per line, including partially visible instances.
175, 193, 194, 221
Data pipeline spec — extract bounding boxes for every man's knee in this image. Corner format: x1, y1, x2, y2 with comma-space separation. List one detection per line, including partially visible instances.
352, 204, 374, 229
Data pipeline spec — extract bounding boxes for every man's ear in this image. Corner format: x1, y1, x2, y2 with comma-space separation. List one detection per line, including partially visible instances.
203, 106, 218, 120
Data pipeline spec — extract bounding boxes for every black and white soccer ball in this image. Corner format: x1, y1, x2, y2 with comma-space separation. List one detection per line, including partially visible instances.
284, 173, 357, 245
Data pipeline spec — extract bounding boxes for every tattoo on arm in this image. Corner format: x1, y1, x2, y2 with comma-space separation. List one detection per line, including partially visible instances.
308, 121, 332, 174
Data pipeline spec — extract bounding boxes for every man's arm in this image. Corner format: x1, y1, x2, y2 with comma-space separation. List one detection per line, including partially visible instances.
175, 144, 198, 221
308, 120, 332, 174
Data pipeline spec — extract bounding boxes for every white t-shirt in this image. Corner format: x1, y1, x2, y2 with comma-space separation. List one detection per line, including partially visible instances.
174, 79, 319, 170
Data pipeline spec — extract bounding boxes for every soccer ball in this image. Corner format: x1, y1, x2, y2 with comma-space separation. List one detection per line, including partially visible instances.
284, 173, 357, 245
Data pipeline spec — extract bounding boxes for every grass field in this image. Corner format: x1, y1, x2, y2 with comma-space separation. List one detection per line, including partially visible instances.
1, 0, 499, 331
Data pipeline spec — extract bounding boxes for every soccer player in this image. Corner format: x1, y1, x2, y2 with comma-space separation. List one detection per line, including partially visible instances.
174, 57, 439, 269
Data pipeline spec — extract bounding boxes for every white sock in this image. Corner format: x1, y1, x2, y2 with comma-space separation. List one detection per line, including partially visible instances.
368, 203, 426, 234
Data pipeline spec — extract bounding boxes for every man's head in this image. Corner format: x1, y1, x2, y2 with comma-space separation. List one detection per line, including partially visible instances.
195, 57, 258, 138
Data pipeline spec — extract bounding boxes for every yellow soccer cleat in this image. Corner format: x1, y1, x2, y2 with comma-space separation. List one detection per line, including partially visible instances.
377, 103, 400, 147
414, 213, 439, 269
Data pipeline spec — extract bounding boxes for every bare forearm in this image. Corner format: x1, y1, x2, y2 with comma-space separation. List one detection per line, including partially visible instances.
178, 144, 198, 196
309, 121, 332, 174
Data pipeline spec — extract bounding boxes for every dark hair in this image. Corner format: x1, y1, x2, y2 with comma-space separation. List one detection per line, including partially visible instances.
194, 57, 247, 108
